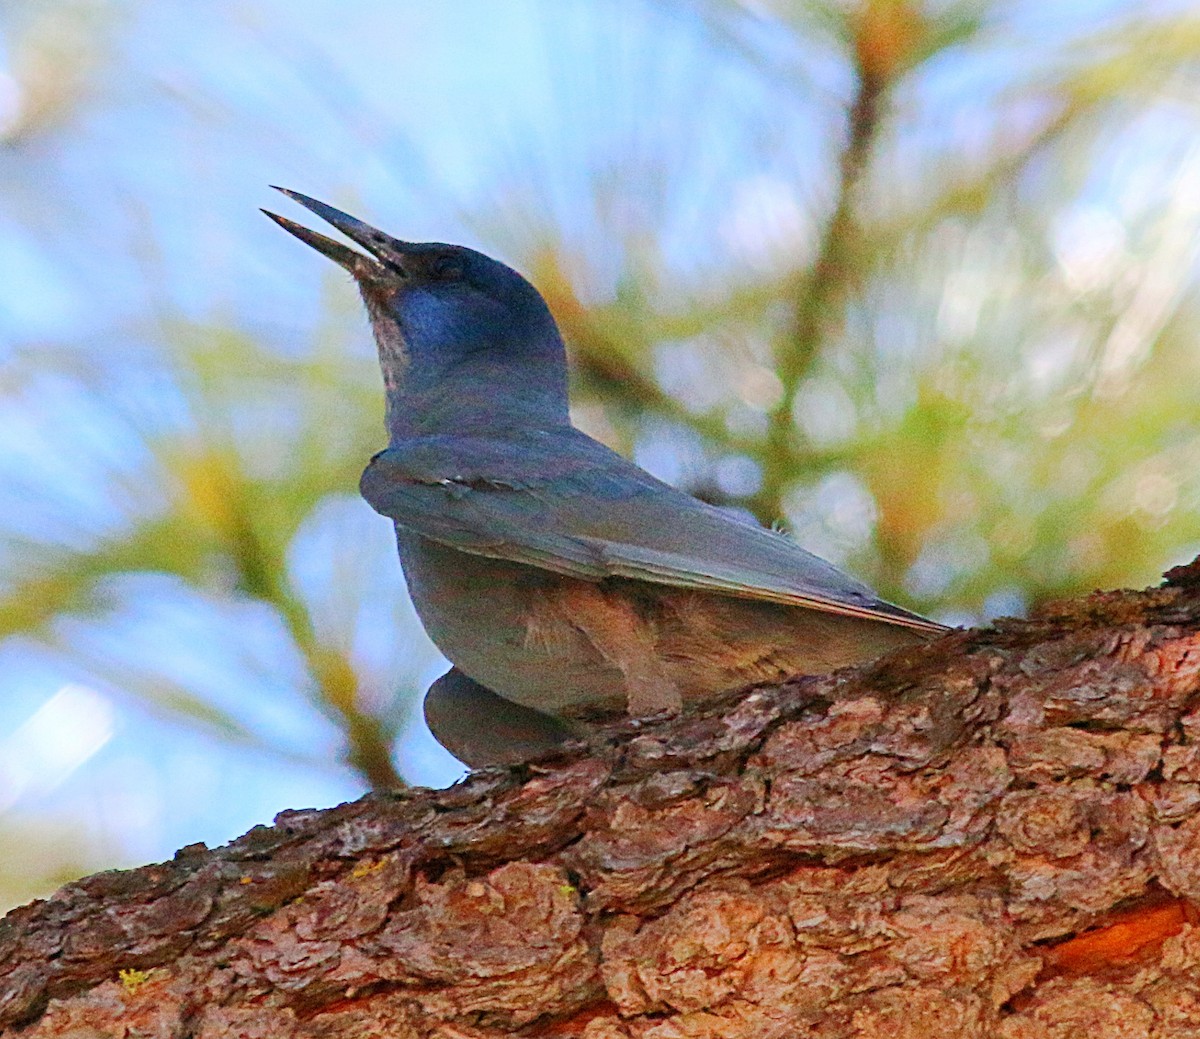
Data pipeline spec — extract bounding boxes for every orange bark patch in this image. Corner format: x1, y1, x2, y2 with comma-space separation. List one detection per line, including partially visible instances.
1041, 897, 1197, 977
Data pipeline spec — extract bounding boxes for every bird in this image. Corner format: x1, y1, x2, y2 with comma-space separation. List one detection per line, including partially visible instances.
264, 189, 948, 768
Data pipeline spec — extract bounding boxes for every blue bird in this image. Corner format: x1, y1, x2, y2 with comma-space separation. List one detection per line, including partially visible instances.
264, 190, 948, 768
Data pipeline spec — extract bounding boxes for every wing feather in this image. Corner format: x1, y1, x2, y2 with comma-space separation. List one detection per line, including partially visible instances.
361, 435, 946, 635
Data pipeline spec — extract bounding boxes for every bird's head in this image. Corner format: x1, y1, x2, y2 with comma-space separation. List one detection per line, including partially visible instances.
264, 189, 567, 430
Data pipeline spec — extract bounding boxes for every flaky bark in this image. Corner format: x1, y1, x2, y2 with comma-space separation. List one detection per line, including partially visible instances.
6, 562, 1200, 1037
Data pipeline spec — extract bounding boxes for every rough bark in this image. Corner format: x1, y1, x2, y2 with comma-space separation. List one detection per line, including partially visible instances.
6, 562, 1200, 1038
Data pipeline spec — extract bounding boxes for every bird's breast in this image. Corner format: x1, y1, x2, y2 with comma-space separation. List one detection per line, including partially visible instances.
393, 529, 628, 715
393, 529, 930, 720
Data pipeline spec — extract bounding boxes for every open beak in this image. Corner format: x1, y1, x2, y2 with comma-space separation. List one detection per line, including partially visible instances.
262, 187, 413, 279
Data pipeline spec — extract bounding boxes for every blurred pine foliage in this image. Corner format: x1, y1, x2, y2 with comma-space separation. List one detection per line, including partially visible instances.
2, 0, 1199, 902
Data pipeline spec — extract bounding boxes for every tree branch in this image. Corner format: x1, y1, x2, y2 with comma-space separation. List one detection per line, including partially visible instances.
5, 559, 1200, 1036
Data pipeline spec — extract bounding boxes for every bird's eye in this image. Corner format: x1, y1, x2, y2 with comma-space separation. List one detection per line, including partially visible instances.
432, 258, 464, 280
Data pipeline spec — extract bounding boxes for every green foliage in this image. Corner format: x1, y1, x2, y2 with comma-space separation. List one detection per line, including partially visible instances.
1, 313, 429, 789
544, 1, 1200, 613
2, 0, 1199, 814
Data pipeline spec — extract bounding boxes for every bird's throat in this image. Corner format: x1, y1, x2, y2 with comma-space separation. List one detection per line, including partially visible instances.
383, 350, 570, 441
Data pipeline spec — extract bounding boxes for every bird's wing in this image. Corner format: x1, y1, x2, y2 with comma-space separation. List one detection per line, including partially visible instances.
361, 432, 947, 634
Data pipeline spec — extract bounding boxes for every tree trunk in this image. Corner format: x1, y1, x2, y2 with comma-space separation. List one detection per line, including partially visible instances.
5, 562, 1200, 1038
